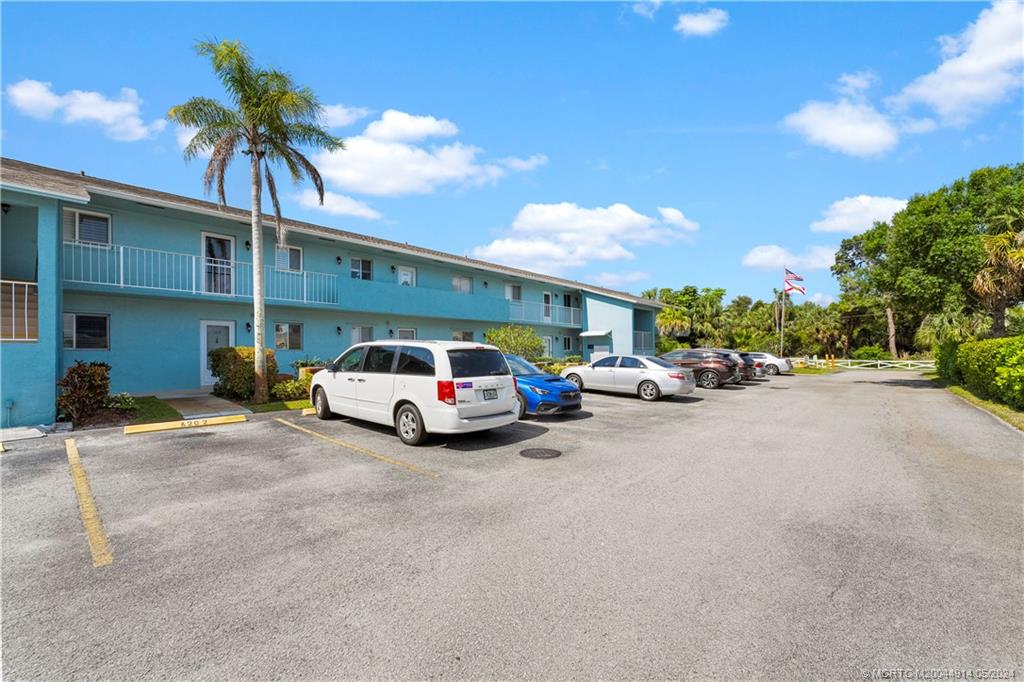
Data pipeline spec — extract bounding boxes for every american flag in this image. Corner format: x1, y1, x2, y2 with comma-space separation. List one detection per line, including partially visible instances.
784, 268, 804, 282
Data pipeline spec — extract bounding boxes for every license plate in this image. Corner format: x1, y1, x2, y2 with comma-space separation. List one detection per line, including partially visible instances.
482, 388, 498, 400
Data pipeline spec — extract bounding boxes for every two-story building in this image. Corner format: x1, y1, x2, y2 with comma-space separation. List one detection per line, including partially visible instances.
0, 158, 660, 428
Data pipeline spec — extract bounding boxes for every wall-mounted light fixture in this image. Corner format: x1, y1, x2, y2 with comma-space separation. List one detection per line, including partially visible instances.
245, 240, 251, 251
245, 322, 252, 333
388, 329, 395, 338
483, 281, 489, 288
336, 256, 343, 265
1, 203, 10, 215
390, 265, 397, 273
336, 326, 343, 335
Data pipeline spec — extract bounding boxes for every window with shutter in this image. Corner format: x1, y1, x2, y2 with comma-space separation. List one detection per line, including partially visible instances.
275, 246, 302, 271
77, 213, 110, 244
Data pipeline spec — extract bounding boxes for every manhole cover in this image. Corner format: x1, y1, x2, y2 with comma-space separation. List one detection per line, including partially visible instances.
520, 448, 562, 459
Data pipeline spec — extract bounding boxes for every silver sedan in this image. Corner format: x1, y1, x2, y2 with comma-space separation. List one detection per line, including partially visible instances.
560, 355, 696, 401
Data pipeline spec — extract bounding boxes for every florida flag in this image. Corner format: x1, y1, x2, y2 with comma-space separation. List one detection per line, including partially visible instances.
785, 282, 806, 295
784, 268, 804, 282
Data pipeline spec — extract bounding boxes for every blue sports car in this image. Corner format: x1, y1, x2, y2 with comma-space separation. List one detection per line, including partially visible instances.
504, 354, 583, 418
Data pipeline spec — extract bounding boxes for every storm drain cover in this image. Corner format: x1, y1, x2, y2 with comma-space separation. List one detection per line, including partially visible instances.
520, 448, 562, 460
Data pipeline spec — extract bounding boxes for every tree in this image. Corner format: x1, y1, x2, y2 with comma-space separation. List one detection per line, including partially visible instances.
484, 325, 546, 359
973, 206, 1024, 336
168, 40, 343, 402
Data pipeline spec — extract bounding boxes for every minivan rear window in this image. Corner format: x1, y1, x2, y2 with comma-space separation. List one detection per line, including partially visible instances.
447, 349, 510, 378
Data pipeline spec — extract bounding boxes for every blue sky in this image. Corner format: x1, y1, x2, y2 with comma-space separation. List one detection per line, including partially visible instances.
3, 1, 1022, 304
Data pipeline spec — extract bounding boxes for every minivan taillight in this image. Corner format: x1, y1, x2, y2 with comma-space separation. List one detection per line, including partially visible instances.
437, 380, 456, 405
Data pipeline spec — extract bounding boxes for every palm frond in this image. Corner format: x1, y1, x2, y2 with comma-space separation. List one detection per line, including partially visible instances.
263, 163, 285, 245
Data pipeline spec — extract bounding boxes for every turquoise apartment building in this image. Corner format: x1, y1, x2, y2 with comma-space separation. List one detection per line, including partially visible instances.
0, 158, 660, 428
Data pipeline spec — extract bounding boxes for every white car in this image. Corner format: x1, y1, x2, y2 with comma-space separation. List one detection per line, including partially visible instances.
560, 354, 696, 401
743, 352, 793, 375
310, 340, 518, 445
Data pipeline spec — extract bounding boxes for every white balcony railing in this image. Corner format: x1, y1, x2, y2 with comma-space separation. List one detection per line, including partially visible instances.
508, 299, 582, 327
633, 330, 654, 354
0, 280, 38, 341
63, 241, 338, 305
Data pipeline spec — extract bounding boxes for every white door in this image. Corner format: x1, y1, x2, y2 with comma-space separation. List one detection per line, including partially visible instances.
200, 320, 234, 386
354, 344, 398, 425
542, 292, 552, 323
587, 355, 619, 389
614, 356, 645, 391
543, 336, 553, 356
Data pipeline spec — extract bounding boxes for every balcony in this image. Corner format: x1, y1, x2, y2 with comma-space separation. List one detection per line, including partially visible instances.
0, 280, 38, 341
508, 299, 582, 327
633, 330, 654, 355
63, 241, 338, 305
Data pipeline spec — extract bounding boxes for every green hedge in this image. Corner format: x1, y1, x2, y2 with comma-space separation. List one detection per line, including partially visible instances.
956, 335, 1024, 409
209, 347, 278, 400
935, 341, 962, 383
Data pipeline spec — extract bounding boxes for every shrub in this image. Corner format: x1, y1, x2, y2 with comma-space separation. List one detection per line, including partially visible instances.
851, 344, 890, 360
532, 356, 557, 365
271, 374, 312, 401
209, 347, 278, 400
105, 392, 137, 411
484, 324, 545, 359
956, 335, 1024, 409
57, 361, 111, 423
290, 356, 325, 374
563, 355, 583, 365
935, 341, 962, 383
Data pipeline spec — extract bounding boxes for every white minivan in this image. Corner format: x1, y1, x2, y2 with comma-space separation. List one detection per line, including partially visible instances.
309, 340, 519, 445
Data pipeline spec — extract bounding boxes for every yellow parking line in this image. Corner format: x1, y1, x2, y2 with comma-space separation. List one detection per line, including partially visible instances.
124, 414, 247, 435
64, 439, 113, 568
273, 418, 440, 479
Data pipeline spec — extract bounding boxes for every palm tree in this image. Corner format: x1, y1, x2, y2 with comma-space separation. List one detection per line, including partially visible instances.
973, 206, 1024, 336
168, 40, 343, 402
914, 309, 991, 348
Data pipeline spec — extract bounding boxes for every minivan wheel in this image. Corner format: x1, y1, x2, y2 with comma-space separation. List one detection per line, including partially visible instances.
516, 392, 528, 419
638, 380, 661, 401
314, 387, 332, 419
566, 374, 583, 389
766, 364, 780, 376
698, 371, 721, 389
395, 404, 427, 446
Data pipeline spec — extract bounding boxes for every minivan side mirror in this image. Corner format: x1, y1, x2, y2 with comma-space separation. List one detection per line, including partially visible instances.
326, 361, 338, 372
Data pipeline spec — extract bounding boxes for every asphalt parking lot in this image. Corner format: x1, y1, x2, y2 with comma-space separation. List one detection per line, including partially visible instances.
3, 370, 1022, 679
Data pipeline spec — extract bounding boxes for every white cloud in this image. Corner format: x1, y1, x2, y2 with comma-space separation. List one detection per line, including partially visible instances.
809, 195, 907, 233
173, 125, 213, 159
363, 109, 458, 142
315, 109, 543, 196
499, 154, 549, 172
632, 0, 662, 19
322, 104, 372, 128
471, 202, 698, 273
674, 8, 729, 37
657, 206, 700, 231
294, 188, 381, 220
5, 79, 165, 141
836, 70, 878, 97
741, 245, 836, 271
810, 292, 835, 306
594, 271, 651, 288
782, 98, 899, 158
887, 0, 1024, 126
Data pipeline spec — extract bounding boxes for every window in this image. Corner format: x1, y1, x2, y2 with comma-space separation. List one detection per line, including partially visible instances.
452, 330, 474, 342
662, 350, 688, 360
619, 357, 642, 369
593, 356, 619, 368
397, 266, 416, 287
363, 345, 397, 373
452, 275, 473, 294
275, 246, 302, 271
63, 210, 111, 245
337, 346, 365, 372
563, 336, 572, 352
274, 323, 302, 350
644, 357, 677, 369
505, 284, 522, 301
397, 328, 417, 340
447, 349, 510, 378
63, 313, 109, 349
350, 258, 372, 280
353, 326, 374, 344
396, 346, 436, 376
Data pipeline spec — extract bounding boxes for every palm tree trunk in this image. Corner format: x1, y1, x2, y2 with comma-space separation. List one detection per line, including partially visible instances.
250, 153, 269, 403
991, 303, 1006, 337
885, 306, 898, 357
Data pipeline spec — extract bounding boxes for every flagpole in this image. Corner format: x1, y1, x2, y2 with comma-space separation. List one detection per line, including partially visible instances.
779, 268, 786, 356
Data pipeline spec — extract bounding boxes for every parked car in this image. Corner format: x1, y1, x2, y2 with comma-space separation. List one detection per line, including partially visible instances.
311, 340, 518, 445
560, 355, 695, 401
739, 352, 767, 378
702, 348, 759, 382
658, 348, 741, 389
504, 354, 582, 418
742, 352, 793, 375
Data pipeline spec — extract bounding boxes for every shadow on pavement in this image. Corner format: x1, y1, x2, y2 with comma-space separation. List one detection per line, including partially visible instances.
439, 421, 549, 452
853, 378, 941, 390
525, 410, 595, 423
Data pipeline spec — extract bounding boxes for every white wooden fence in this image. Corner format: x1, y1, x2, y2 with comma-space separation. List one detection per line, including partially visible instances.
790, 357, 936, 370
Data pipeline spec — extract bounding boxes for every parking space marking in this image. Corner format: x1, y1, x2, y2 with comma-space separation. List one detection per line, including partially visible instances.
273, 418, 440, 479
64, 438, 113, 568
124, 414, 247, 435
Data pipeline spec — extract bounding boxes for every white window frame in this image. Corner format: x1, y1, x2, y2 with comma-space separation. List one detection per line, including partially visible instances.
452, 275, 473, 294
351, 258, 372, 281
276, 245, 303, 272
63, 312, 110, 350
397, 265, 416, 287
397, 328, 417, 340
452, 330, 474, 342
353, 325, 374, 344
564, 336, 572, 352
64, 209, 112, 246
274, 322, 303, 350
504, 283, 522, 301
